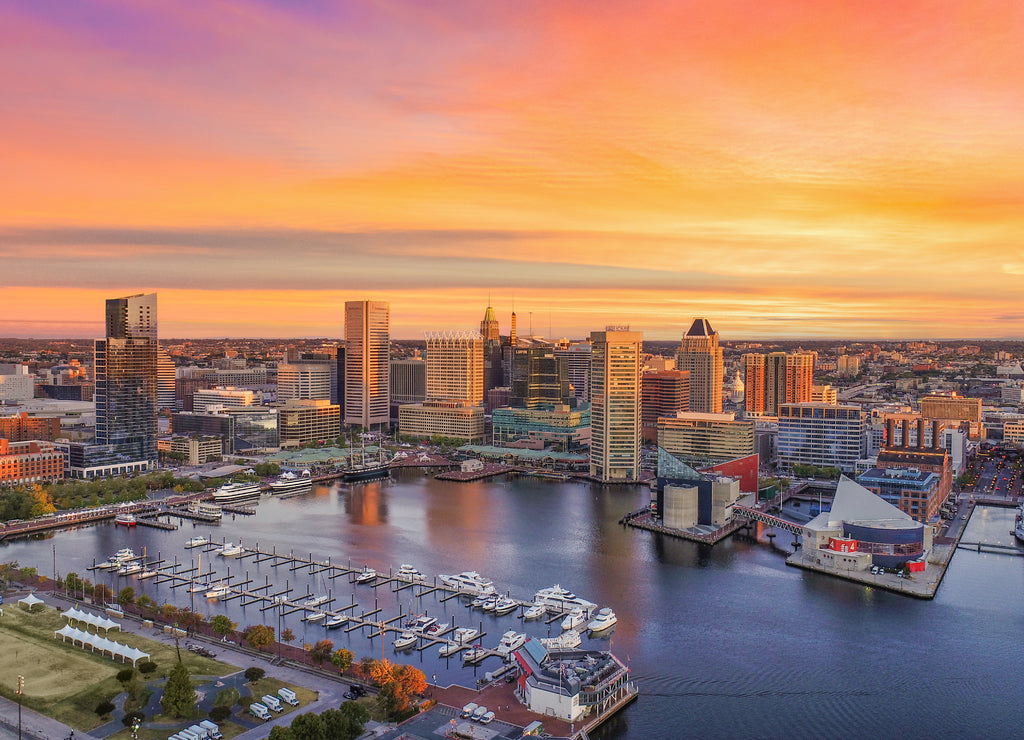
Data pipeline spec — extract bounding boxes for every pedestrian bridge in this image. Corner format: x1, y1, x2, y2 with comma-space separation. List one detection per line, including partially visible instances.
732, 504, 804, 536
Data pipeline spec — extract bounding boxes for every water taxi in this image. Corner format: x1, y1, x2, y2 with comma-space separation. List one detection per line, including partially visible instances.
114, 513, 137, 526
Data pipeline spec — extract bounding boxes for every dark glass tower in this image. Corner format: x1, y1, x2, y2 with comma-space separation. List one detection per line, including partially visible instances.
95, 293, 159, 463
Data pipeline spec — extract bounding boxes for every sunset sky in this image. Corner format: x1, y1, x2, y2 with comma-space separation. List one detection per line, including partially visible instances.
3, 1, 1023, 340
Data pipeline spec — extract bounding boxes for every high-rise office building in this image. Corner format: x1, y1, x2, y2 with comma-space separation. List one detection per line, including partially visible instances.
590, 327, 642, 482
426, 331, 484, 404
677, 318, 723, 413
744, 351, 814, 416
277, 363, 333, 401
157, 346, 176, 411
510, 345, 571, 409
94, 293, 159, 464
480, 305, 500, 342
555, 343, 592, 404
641, 370, 690, 443
344, 300, 390, 429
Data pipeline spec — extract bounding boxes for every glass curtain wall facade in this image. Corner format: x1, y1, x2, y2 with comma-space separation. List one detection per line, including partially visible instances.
590, 329, 642, 481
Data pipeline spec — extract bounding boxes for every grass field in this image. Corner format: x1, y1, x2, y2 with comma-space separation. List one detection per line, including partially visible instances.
0, 601, 238, 731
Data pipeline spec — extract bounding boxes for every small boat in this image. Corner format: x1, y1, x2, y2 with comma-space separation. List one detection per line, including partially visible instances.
205, 583, 231, 599
185, 536, 208, 548
523, 603, 547, 620
138, 569, 158, 580
493, 597, 518, 615
269, 469, 313, 494
496, 629, 527, 655
114, 513, 136, 526
325, 614, 347, 629
117, 562, 142, 576
393, 631, 418, 650
355, 567, 377, 584
395, 564, 426, 582
217, 543, 244, 557
188, 581, 209, 594
462, 645, 488, 663
561, 607, 586, 631
480, 595, 501, 612
306, 611, 326, 623
95, 559, 117, 570
587, 607, 617, 633
540, 629, 582, 650
302, 595, 330, 608
471, 593, 498, 610
443, 626, 479, 650
405, 615, 437, 633
212, 480, 261, 503
113, 548, 137, 562
439, 641, 465, 657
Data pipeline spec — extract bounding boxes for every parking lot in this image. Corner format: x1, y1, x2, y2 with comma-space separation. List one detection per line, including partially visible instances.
968, 447, 1022, 501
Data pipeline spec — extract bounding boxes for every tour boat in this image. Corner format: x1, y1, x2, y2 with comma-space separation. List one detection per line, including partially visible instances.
395, 564, 427, 582
185, 536, 208, 548
188, 501, 223, 520
269, 470, 313, 494
438, 571, 496, 595
540, 629, 582, 650
523, 603, 547, 620
114, 513, 137, 526
393, 632, 418, 650
587, 607, 618, 633
533, 584, 596, 614
325, 614, 347, 629
355, 567, 377, 584
205, 583, 231, 599
496, 630, 527, 655
561, 607, 587, 631
212, 480, 261, 503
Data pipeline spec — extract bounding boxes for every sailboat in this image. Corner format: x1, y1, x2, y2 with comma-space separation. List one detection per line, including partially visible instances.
342, 438, 390, 482
189, 549, 209, 593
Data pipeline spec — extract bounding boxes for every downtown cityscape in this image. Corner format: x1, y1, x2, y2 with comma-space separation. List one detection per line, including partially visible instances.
3, 2, 1024, 740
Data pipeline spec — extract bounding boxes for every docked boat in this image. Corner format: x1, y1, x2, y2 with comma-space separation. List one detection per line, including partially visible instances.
471, 593, 498, 610
493, 597, 519, 616
212, 480, 261, 503
138, 569, 158, 580
439, 641, 465, 657
450, 627, 479, 644
114, 513, 137, 526
113, 548, 137, 562
438, 571, 496, 595
393, 631, 418, 650
325, 614, 347, 629
395, 564, 426, 582
187, 501, 223, 520
405, 615, 438, 633
117, 562, 142, 576
302, 594, 330, 608
523, 603, 547, 620
185, 536, 208, 548
540, 629, 582, 650
496, 630, 527, 655
534, 584, 597, 614
462, 645, 488, 663
1015, 501, 1024, 544
355, 567, 377, 584
305, 611, 327, 623
217, 542, 244, 557
188, 581, 209, 593
269, 470, 313, 494
341, 449, 391, 482
205, 583, 231, 599
587, 607, 618, 633
561, 607, 587, 631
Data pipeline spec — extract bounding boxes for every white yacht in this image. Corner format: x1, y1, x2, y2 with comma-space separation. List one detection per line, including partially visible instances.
523, 603, 547, 620
217, 543, 244, 557
493, 597, 519, 615
117, 562, 142, 576
395, 564, 427, 582
205, 583, 231, 599
438, 571, 496, 595
185, 536, 208, 548
1015, 501, 1024, 544
451, 627, 479, 644
268, 470, 313, 495
138, 569, 158, 580
472, 594, 499, 610
534, 584, 597, 614
561, 607, 587, 631
496, 630, 527, 656
439, 641, 465, 657
188, 580, 209, 594
355, 567, 377, 584
405, 615, 438, 633
325, 614, 347, 629
305, 611, 326, 623
212, 481, 261, 503
113, 548, 137, 562
587, 607, 618, 633
393, 632, 418, 650
462, 645, 488, 663
302, 594, 330, 608
540, 629, 582, 650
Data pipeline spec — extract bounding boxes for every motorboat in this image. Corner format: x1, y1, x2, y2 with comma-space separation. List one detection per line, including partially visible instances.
561, 607, 587, 631
185, 536, 208, 548
1015, 500, 1024, 544
395, 564, 426, 582
479, 595, 501, 612
439, 641, 465, 657
405, 615, 438, 633
462, 646, 487, 663
325, 614, 347, 629
205, 583, 231, 599
523, 603, 547, 620
534, 584, 596, 614
493, 597, 519, 616
114, 513, 137, 526
302, 594, 330, 608
217, 543, 244, 557
113, 548, 137, 562
496, 630, 527, 655
305, 611, 326, 623
587, 607, 618, 633
471, 593, 498, 610
189, 581, 210, 593
117, 562, 142, 576
212, 480, 261, 503
451, 627, 479, 644
187, 501, 223, 520
540, 629, 582, 650
269, 470, 313, 494
438, 571, 496, 595
138, 569, 158, 580
393, 631, 418, 650
355, 567, 377, 584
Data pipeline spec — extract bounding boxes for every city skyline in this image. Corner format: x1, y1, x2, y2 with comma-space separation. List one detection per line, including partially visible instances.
3, 2, 1024, 339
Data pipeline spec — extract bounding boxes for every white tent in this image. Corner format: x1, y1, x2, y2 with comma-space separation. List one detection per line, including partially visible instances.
61, 606, 121, 633
53, 624, 150, 665
18, 593, 44, 611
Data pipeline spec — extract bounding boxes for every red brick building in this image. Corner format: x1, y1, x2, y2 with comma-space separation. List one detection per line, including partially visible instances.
0, 412, 62, 442
0, 439, 65, 487
641, 370, 689, 443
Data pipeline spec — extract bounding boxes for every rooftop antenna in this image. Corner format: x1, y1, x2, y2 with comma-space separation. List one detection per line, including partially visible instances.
529, 312, 533, 337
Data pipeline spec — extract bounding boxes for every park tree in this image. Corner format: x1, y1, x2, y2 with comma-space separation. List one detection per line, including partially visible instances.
211, 614, 237, 638
281, 627, 296, 643
93, 583, 112, 603
268, 727, 295, 740
139, 661, 158, 676
355, 656, 376, 680
95, 700, 115, 717
391, 664, 427, 698
288, 712, 326, 740
369, 658, 394, 686
244, 667, 266, 683
336, 702, 370, 739
330, 648, 354, 674
117, 586, 135, 606
161, 660, 197, 718
310, 639, 334, 667
177, 608, 206, 633
243, 623, 276, 651
65, 571, 83, 594
208, 706, 231, 723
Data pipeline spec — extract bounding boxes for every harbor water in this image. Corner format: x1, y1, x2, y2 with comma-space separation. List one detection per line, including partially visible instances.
2, 469, 1023, 739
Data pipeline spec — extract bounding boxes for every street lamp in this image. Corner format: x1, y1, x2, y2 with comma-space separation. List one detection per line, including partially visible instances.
17, 674, 24, 740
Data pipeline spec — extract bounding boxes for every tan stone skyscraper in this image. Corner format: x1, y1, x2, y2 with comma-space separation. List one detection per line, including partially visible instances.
344, 300, 390, 429
590, 327, 642, 482
676, 318, 723, 413
479, 305, 500, 343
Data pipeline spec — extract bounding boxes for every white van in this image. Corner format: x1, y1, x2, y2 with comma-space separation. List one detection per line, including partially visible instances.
460, 702, 478, 719
277, 687, 299, 706
199, 721, 223, 739
262, 694, 283, 712
249, 703, 272, 721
